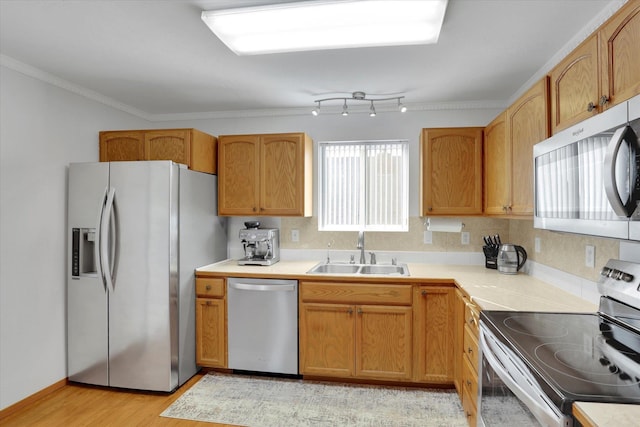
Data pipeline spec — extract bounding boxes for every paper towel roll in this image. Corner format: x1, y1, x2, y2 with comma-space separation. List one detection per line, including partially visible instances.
426, 217, 464, 233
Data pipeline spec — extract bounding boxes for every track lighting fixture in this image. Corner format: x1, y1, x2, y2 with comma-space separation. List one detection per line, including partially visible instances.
313, 92, 407, 117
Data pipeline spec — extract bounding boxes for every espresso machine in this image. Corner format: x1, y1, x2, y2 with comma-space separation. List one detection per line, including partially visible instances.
238, 221, 280, 266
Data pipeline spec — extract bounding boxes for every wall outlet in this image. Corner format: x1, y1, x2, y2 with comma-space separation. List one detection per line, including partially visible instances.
291, 229, 299, 242
534, 237, 541, 253
423, 231, 432, 244
461, 232, 470, 245
585, 245, 595, 268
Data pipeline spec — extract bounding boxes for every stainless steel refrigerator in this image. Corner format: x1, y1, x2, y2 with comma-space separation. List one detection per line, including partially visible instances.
67, 161, 227, 392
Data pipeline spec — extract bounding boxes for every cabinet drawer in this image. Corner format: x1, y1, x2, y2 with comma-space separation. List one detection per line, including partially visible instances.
300, 282, 412, 305
461, 386, 478, 427
464, 301, 480, 335
196, 278, 225, 298
461, 354, 478, 405
463, 324, 479, 374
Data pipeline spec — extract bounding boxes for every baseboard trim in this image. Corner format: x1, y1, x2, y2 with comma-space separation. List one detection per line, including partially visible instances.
0, 378, 67, 421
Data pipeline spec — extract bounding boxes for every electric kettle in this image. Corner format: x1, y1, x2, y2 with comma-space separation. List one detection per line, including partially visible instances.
497, 244, 527, 274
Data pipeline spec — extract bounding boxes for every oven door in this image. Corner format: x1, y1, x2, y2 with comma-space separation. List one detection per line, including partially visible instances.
478, 322, 571, 427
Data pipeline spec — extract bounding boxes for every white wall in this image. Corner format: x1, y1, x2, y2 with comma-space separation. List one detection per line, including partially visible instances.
0, 66, 149, 410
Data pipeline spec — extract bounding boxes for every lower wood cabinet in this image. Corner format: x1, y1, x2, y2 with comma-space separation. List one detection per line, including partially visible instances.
460, 294, 481, 426
413, 285, 456, 384
299, 281, 413, 381
195, 278, 226, 368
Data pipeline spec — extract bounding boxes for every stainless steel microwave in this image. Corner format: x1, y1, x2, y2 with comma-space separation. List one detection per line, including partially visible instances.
533, 94, 640, 241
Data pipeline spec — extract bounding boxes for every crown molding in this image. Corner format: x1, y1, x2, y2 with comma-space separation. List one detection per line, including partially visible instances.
1, 54, 153, 121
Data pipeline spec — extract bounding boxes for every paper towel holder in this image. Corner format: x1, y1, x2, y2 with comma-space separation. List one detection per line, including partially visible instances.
424, 217, 465, 233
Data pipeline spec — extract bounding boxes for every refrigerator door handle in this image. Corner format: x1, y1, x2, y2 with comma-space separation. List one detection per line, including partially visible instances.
100, 187, 116, 293
95, 186, 109, 290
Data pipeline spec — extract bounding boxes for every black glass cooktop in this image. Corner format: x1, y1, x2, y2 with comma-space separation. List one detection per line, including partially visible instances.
481, 311, 640, 413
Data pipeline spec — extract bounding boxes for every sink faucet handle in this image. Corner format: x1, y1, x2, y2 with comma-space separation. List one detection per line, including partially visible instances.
391, 257, 397, 265
350, 254, 355, 264
369, 252, 376, 264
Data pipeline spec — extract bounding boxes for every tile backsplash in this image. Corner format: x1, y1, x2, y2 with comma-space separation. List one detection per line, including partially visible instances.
278, 216, 619, 282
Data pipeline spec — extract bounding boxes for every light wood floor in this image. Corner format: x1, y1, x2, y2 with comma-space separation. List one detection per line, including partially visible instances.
1, 373, 236, 426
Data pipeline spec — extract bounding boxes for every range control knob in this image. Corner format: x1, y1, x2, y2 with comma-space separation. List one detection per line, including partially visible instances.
609, 365, 620, 374
599, 357, 610, 366
619, 372, 631, 381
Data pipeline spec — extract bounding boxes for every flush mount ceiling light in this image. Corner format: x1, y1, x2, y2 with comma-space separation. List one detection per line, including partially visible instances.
312, 92, 407, 117
201, 0, 448, 55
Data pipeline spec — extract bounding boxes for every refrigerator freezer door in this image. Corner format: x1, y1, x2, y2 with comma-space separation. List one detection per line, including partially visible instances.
67, 162, 110, 386
107, 161, 179, 391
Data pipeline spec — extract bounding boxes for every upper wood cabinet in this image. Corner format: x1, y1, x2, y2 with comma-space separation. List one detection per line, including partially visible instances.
549, 1, 640, 134
420, 128, 483, 216
483, 112, 509, 216
99, 128, 217, 174
218, 132, 313, 216
484, 78, 549, 217
599, 0, 640, 111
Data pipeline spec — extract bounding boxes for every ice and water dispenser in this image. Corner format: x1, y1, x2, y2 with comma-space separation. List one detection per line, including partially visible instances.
71, 228, 96, 278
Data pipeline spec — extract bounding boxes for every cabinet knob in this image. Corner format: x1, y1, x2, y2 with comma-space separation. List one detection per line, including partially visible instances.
428, 207, 433, 212
599, 95, 610, 106
357, 308, 363, 315
206, 301, 212, 306
421, 290, 427, 296
347, 308, 353, 315
468, 347, 473, 354
205, 285, 211, 291
587, 101, 597, 112
466, 380, 472, 386
252, 207, 257, 212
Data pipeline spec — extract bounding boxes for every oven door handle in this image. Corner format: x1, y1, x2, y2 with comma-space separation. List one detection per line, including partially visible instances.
479, 325, 567, 427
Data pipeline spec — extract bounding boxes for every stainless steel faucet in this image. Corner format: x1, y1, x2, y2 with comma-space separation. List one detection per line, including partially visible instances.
357, 231, 366, 264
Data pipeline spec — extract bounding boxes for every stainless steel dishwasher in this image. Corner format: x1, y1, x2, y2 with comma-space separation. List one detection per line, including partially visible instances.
227, 277, 299, 375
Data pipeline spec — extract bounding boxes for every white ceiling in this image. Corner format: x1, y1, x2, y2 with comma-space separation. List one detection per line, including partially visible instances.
0, 0, 622, 120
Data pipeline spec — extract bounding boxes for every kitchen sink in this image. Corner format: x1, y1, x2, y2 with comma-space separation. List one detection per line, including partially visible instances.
359, 265, 408, 275
307, 263, 362, 274
307, 262, 410, 276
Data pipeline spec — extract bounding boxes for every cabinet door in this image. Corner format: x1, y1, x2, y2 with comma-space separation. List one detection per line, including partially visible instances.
414, 286, 455, 383
453, 288, 466, 398
195, 298, 226, 368
483, 112, 509, 215
550, 34, 599, 134
355, 305, 412, 380
259, 133, 306, 216
145, 129, 190, 166
218, 135, 260, 215
299, 303, 354, 377
99, 131, 145, 162
599, 0, 640, 109
420, 128, 483, 215
507, 77, 549, 215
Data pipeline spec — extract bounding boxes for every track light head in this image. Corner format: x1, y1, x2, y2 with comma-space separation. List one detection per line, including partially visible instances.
369, 101, 376, 117
342, 99, 349, 116
312, 101, 320, 116
398, 98, 407, 113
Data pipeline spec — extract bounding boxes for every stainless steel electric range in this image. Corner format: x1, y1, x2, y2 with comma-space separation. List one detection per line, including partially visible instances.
479, 259, 640, 427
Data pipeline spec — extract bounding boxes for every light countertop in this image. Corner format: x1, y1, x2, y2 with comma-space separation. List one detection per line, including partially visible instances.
573, 402, 640, 427
196, 259, 598, 312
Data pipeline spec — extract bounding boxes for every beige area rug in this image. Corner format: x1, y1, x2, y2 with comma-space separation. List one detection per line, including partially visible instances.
161, 372, 467, 426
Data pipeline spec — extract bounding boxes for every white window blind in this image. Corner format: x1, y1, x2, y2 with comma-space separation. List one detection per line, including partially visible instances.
318, 140, 409, 231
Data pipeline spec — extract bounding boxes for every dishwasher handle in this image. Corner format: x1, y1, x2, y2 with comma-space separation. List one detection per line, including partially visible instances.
229, 282, 296, 292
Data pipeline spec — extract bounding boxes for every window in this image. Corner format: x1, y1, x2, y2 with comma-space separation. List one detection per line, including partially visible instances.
318, 140, 409, 231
